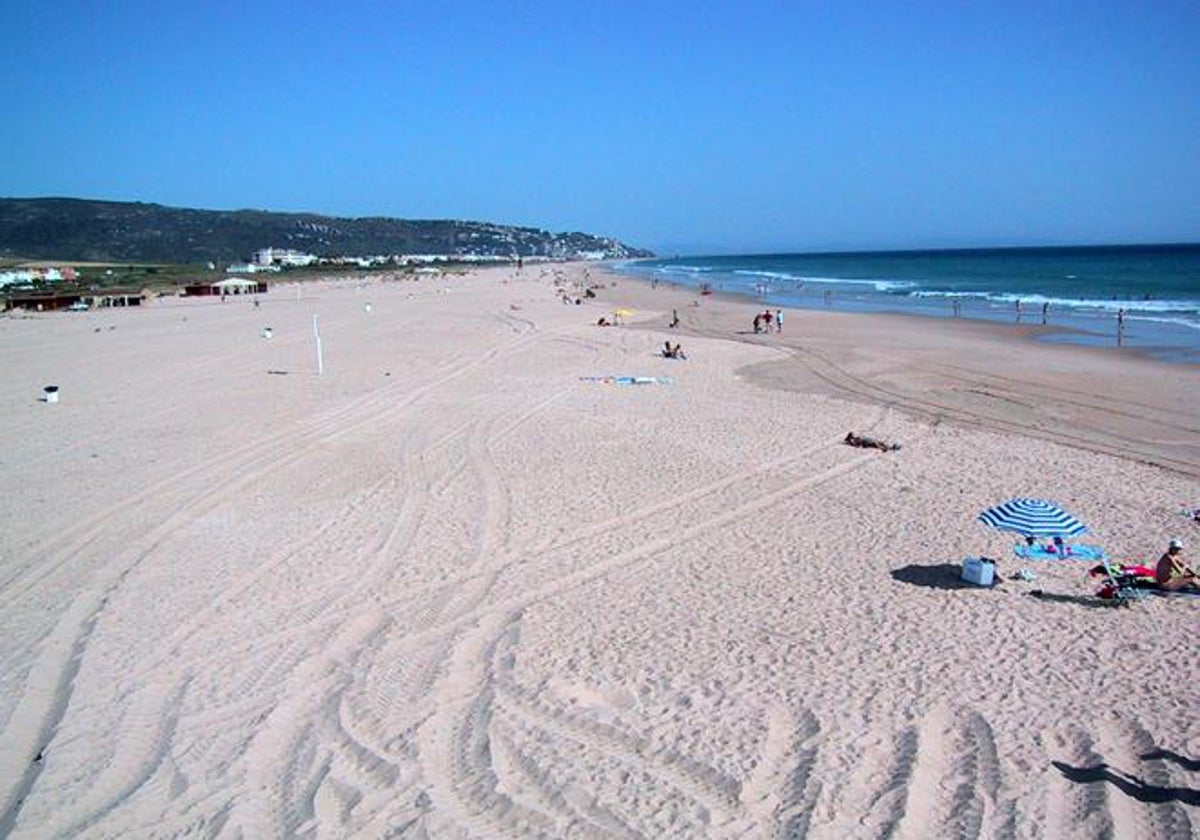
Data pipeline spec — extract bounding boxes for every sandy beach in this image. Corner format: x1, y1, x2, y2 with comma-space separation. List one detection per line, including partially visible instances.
1, 264, 1197, 838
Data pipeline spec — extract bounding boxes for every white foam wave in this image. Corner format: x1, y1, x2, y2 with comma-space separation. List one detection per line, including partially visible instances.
800, 275, 916, 292
731, 271, 916, 293
910, 290, 993, 300
655, 264, 716, 275
911, 289, 1199, 315
732, 269, 801, 281
1126, 314, 1200, 331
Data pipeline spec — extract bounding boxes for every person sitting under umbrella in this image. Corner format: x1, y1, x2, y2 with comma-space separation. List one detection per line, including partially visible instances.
1026, 535, 1070, 554
1156, 538, 1199, 591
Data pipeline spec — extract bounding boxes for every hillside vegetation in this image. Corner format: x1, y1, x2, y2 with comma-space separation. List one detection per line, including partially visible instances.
0, 198, 653, 263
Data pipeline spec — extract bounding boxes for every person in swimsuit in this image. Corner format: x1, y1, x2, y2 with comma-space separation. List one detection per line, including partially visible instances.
843, 432, 900, 452
1156, 538, 1198, 591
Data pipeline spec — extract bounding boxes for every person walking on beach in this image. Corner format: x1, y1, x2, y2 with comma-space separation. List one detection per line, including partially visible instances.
753, 314, 762, 334
775, 309, 783, 333
669, 309, 680, 328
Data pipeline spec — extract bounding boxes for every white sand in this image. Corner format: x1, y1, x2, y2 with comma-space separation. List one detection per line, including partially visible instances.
1, 265, 1197, 838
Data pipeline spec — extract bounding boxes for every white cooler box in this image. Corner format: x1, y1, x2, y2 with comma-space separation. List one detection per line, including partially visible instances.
962, 557, 996, 586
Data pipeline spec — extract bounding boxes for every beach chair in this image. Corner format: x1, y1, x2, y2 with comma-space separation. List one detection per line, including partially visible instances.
1090, 560, 1153, 601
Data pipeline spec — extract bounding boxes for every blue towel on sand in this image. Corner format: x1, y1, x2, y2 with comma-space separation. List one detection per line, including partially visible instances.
580, 376, 674, 386
1013, 543, 1107, 561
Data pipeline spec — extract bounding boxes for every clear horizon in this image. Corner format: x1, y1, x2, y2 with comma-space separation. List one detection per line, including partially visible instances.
5, 195, 1198, 260
3, 1, 1198, 256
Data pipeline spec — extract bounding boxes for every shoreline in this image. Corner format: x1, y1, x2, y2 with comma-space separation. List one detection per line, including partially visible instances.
591, 265, 1200, 479
610, 257, 1200, 366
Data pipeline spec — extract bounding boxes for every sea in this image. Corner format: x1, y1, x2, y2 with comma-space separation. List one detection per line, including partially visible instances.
611, 244, 1200, 364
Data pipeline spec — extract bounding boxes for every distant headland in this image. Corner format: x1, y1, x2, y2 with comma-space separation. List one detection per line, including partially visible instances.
0, 197, 654, 264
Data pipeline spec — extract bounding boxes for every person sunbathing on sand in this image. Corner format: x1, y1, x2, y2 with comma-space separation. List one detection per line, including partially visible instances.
843, 431, 900, 452
1156, 538, 1199, 591
662, 341, 687, 359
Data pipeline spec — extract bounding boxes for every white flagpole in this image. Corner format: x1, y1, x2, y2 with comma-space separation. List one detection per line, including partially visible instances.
313, 314, 324, 375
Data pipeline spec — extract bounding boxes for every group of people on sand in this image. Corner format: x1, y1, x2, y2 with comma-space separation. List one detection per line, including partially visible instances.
752, 309, 783, 334
662, 341, 687, 360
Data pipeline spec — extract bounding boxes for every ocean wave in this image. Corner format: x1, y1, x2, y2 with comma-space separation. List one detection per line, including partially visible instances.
732, 269, 801, 281
731, 270, 917, 293
799, 275, 917, 292
909, 290, 993, 300
910, 289, 1199, 315
1125, 314, 1200, 331
630, 262, 1199, 319
653, 264, 716, 275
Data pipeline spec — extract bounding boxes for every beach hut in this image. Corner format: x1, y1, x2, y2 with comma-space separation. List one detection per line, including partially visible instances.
213, 278, 266, 296
3, 291, 84, 312
182, 278, 269, 297
84, 289, 145, 308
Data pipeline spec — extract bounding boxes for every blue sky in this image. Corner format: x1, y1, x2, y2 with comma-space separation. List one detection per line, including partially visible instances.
3, 1, 1198, 254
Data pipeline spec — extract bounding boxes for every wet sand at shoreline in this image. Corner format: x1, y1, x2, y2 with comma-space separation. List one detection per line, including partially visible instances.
603, 273, 1200, 480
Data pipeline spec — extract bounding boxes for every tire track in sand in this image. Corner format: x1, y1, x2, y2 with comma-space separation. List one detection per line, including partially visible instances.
1, 317, 538, 832
2, 315, 537, 602
417, 612, 556, 839
0, 590, 104, 836
493, 656, 741, 832
387, 445, 886, 660
224, 608, 389, 839
737, 706, 823, 839
774, 342, 1200, 477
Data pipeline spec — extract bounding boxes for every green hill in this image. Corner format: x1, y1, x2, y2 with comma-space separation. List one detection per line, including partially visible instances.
0, 197, 653, 263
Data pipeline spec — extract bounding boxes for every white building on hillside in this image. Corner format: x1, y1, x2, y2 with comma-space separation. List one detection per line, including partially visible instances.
253, 247, 317, 267
228, 263, 280, 274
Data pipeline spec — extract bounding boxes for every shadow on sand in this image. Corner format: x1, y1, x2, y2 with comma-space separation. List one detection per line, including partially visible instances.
1140, 748, 1200, 773
1027, 590, 1127, 610
890, 563, 994, 591
1052, 760, 1200, 806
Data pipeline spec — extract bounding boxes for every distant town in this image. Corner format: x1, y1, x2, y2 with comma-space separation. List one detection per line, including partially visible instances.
222, 246, 597, 274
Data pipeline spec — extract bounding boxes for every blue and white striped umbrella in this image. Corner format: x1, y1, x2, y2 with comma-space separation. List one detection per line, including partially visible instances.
978, 498, 1088, 539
